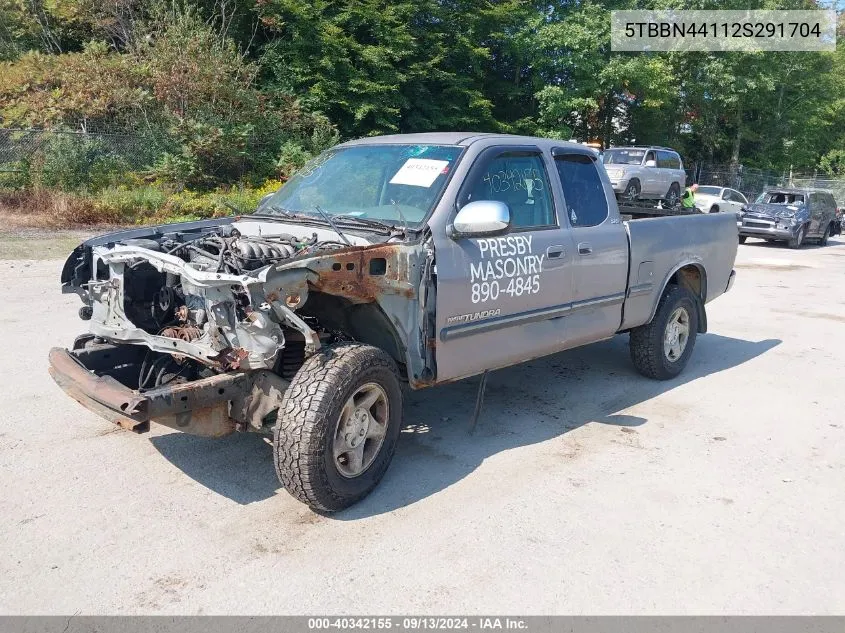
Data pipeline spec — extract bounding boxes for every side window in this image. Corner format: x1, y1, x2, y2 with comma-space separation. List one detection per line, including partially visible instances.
465, 152, 555, 229
555, 154, 608, 228
672, 153, 682, 169
645, 151, 656, 166
656, 150, 671, 168
808, 193, 818, 208
735, 190, 748, 204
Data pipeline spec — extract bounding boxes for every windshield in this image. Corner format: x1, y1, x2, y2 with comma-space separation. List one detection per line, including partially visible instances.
697, 186, 722, 196
258, 144, 462, 226
755, 191, 805, 205
602, 149, 645, 165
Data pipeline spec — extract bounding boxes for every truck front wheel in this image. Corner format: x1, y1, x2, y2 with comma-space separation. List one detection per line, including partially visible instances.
629, 285, 699, 380
273, 343, 403, 512
788, 225, 806, 249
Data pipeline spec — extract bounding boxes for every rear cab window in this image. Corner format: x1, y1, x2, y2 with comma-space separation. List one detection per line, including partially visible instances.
554, 153, 608, 228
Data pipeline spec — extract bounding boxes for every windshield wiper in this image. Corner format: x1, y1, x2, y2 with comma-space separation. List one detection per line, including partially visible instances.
264, 204, 296, 217
314, 205, 352, 246
334, 214, 397, 233
249, 208, 396, 236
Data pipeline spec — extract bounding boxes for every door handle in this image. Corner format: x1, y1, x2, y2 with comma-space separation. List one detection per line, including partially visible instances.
546, 245, 566, 259
578, 242, 593, 255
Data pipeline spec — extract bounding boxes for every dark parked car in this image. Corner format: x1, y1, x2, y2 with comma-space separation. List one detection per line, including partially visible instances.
738, 188, 840, 248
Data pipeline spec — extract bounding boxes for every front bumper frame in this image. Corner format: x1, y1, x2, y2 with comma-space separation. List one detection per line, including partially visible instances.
48, 345, 250, 436
738, 220, 797, 240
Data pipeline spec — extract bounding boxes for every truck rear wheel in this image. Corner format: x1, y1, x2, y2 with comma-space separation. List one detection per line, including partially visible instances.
819, 224, 831, 246
629, 285, 699, 380
273, 343, 403, 512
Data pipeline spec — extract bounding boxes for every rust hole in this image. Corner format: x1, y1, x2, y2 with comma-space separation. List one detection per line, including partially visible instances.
180, 396, 188, 402
346, 262, 355, 271
332, 263, 342, 271
369, 258, 387, 276
218, 388, 225, 395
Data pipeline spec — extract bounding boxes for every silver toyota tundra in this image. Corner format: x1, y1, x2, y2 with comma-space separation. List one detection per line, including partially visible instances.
50, 133, 738, 512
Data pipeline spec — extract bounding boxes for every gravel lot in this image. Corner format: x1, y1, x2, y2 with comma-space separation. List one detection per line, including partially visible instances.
1, 235, 844, 614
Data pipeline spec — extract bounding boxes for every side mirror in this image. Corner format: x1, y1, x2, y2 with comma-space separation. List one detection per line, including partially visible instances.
644, 159, 657, 168
448, 200, 511, 239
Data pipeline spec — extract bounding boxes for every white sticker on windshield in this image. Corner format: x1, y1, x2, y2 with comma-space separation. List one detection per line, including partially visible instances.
389, 159, 450, 187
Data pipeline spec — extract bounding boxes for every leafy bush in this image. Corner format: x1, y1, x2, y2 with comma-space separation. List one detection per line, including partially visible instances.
820, 150, 845, 178
0, 11, 339, 193
223, 180, 283, 213
95, 185, 168, 220
0, 161, 32, 190
33, 133, 131, 192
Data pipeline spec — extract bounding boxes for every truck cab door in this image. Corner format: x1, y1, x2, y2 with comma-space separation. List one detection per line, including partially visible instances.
432, 146, 575, 382
552, 149, 629, 346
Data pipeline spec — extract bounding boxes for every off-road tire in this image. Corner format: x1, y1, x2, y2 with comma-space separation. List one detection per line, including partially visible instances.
738, 235, 747, 244
788, 225, 806, 249
273, 343, 403, 512
629, 285, 699, 381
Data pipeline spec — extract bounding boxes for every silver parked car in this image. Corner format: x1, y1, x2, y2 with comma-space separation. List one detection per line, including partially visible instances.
695, 186, 749, 214
602, 146, 687, 206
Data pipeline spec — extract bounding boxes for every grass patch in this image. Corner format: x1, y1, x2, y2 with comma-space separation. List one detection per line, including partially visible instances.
0, 179, 282, 228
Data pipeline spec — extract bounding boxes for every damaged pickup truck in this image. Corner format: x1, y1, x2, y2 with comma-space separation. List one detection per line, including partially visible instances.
50, 133, 739, 512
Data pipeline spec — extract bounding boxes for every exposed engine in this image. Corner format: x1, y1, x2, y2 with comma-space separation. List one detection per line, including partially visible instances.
80, 223, 351, 388
122, 225, 342, 274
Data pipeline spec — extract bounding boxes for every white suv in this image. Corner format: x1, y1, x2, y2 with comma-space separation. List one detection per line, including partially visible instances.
601, 146, 687, 206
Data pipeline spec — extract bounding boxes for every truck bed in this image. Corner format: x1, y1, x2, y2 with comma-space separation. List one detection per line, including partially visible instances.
620, 212, 739, 331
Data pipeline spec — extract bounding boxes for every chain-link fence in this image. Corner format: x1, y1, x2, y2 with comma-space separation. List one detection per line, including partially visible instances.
0, 127, 281, 189
686, 163, 845, 206
686, 164, 789, 201
789, 176, 845, 207
4, 130, 844, 206
0, 128, 160, 172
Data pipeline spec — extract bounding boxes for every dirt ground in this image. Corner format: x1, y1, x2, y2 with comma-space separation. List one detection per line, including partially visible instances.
0, 226, 105, 260
0, 231, 843, 614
